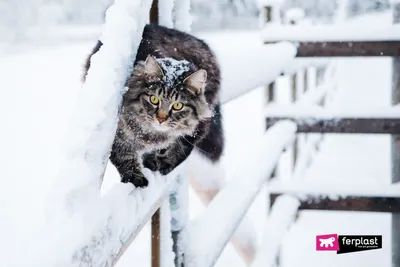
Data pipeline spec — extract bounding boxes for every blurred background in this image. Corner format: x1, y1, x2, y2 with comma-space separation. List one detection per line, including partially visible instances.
0, 0, 392, 46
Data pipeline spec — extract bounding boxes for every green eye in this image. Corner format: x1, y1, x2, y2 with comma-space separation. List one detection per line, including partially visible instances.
172, 102, 184, 111
149, 95, 159, 105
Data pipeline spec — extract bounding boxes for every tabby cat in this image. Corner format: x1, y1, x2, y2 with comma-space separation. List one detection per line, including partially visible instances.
83, 24, 224, 187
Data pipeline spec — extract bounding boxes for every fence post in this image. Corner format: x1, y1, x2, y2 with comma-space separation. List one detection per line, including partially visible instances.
170, 174, 189, 266
392, 3, 400, 267
291, 73, 298, 170
150, 1, 161, 267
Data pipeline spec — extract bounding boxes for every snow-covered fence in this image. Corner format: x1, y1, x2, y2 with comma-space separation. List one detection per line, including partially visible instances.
261, 3, 400, 266
20, 1, 341, 267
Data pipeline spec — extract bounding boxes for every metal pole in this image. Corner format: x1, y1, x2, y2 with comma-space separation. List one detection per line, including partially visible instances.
392, 3, 400, 267
150, 0, 159, 24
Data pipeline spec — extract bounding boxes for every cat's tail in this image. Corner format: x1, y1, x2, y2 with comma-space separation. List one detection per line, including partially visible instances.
196, 103, 224, 163
82, 40, 104, 83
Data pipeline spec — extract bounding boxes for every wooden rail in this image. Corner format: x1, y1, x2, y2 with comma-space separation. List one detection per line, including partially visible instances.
266, 117, 400, 134
270, 194, 400, 213
292, 41, 400, 57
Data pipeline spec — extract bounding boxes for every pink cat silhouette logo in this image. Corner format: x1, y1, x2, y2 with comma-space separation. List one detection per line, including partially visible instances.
316, 234, 339, 251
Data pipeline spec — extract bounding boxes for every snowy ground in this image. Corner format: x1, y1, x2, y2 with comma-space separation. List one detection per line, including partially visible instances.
0, 11, 395, 267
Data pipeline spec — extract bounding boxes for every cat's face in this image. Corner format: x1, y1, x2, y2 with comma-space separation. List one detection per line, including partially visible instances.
123, 56, 212, 136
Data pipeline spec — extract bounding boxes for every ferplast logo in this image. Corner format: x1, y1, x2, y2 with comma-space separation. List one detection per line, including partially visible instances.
316, 234, 382, 254
316, 234, 339, 251
337, 235, 382, 254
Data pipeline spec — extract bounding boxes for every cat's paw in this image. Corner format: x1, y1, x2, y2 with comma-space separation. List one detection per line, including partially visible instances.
142, 155, 159, 172
121, 171, 149, 188
158, 161, 174, 176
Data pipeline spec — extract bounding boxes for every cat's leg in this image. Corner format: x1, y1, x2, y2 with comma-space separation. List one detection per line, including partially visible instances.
110, 148, 149, 188
142, 139, 194, 176
195, 103, 224, 162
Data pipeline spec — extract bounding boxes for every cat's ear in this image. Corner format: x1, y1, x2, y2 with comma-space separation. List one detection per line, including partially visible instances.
144, 56, 163, 77
183, 69, 207, 95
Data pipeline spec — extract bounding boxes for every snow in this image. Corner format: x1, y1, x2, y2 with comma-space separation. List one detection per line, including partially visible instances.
284, 7, 306, 23
187, 121, 296, 267
160, 197, 175, 267
14, 166, 185, 267
159, 0, 175, 28
281, 58, 330, 76
218, 42, 296, 104
263, 24, 400, 42
290, 135, 323, 181
251, 195, 300, 267
156, 57, 190, 87
257, 0, 284, 6
174, 0, 192, 32
265, 104, 400, 119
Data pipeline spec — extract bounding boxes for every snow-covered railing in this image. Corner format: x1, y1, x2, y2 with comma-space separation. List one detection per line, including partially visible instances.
187, 121, 296, 267
262, 24, 400, 42
20, 1, 336, 267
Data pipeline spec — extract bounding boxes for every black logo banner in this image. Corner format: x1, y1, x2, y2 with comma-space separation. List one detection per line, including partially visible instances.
337, 235, 382, 254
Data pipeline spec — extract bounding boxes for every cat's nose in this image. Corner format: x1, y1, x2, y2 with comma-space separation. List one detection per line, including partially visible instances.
156, 112, 168, 123
157, 117, 166, 123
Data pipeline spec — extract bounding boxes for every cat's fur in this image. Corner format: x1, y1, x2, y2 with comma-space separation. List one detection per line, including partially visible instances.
83, 24, 224, 187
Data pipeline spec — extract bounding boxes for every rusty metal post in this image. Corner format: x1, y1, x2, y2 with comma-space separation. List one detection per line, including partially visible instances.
150, 1, 161, 267
392, 3, 400, 267
150, 0, 159, 24
151, 211, 161, 267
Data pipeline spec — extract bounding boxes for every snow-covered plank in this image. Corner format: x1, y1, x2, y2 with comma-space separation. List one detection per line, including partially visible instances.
251, 195, 300, 267
220, 42, 296, 104
270, 193, 400, 213
268, 180, 400, 198
262, 24, 400, 42
186, 121, 297, 267
259, 0, 284, 6
174, 0, 192, 32
158, 0, 175, 28
188, 152, 257, 265
265, 105, 400, 119
19, 167, 182, 267
46, 0, 154, 218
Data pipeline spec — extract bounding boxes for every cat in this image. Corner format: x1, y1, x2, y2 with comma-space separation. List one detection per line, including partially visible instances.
83, 24, 224, 187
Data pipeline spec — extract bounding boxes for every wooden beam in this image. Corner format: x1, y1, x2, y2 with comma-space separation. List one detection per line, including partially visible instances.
266, 117, 400, 134
392, 3, 400, 266
264, 41, 400, 57
270, 194, 400, 213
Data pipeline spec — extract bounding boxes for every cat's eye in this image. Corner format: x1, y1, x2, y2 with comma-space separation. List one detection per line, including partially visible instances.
172, 102, 184, 111
149, 95, 160, 105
